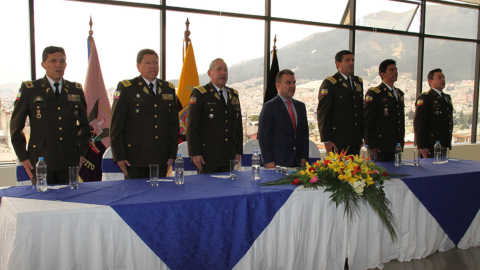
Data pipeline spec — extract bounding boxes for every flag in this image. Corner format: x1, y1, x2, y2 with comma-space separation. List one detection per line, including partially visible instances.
263, 49, 279, 103
79, 34, 111, 182
176, 42, 199, 142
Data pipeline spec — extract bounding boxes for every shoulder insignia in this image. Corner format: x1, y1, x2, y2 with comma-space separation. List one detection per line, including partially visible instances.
233, 89, 239, 96
416, 99, 424, 106
365, 95, 373, 102
420, 92, 428, 96
369, 87, 381, 94
195, 86, 207, 94
358, 77, 363, 83
397, 89, 404, 95
168, 81, 175, 89
121, 80, 132, 87
23, 81, 34, 88
75, 82, 82, 89
325, 76, 337, 84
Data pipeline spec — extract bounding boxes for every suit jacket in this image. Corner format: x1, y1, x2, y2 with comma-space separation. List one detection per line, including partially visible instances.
10, 76, 90, 173
413, 89, 453, 152
364, 83, 405, 152
186, 82, 243, 167
110, 76, 179, 168
317, 72, 364, 147
258, 94, 309, 167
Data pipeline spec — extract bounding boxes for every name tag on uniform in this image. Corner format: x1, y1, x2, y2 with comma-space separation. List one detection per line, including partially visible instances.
162, 94, 174, 100
34, 96, 44, 102
68, 94, 81, 101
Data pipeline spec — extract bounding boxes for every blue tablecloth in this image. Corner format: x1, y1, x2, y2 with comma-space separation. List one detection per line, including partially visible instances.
378, 158, 480, 246
0, 170, 296, 270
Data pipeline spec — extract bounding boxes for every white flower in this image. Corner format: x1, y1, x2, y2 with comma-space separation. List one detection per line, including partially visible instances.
351, 180, 366, 196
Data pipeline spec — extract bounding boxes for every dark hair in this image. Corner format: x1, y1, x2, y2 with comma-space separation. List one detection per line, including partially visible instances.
335, 50, 353, 64
42, 46, 66, 62
427, 68, 443, 81
379, 59, 396, 79
275, 69, 295, 84
137, 49, 158, 64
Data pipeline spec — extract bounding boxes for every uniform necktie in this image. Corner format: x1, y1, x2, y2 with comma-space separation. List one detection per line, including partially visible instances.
347, 77, 354, 92
287, 100, 296, 132
219, 89, 226, 107
441, 92, 448, 103
54, 82, 60, 100
149, 83, 155, 97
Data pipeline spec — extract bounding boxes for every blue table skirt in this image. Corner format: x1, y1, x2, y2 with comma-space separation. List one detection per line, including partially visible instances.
0, 170, 296, 270
378, 158, 480, 246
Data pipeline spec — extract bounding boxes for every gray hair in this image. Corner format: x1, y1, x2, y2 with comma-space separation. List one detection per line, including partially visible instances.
209, 58, 226, 71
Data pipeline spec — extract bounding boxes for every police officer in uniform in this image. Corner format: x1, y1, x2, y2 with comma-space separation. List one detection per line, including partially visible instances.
110, 49, 179, 178
186, 58, 243, 174
317, 50, 364, 156
10, 46, 90, 185
413, 68, 453, 158
364, 59, 405, 161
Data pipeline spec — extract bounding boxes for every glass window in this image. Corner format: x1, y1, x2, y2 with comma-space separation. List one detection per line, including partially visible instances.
168, 0, 264, 16
271, 22, 349, 146
423, 38, 477, 143
166, 11, 264, 143
272, 0, 350, 25
356, 0, 421, 33
355, 30, 419, 144
425, 3, 478, 39
34, 0, 160, 93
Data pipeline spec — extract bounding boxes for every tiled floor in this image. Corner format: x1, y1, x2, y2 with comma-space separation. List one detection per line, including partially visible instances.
369, 246, 480, 270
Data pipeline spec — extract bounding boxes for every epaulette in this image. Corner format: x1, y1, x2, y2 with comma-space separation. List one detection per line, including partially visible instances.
369, 87, 381, 94
233, 89, 239, 96
358, 77, 363, 83
195, 86, 207, 94
121, 80, 132, 87
397, 88, 404, 95
23, 81, 34, 89
168, 82, 175, 89
75, 82, 82, 89
420, 91, 428, 96
325, 76, 337, 84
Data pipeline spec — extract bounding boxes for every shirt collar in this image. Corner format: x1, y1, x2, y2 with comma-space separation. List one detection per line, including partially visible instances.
432, 88, 443, 96
142, 77, 157, 89
46, 76, 63, 92
383, 82, 395, 91
212, 83, 225, 93
277, 94, 292, 104
339, 72, 351, 81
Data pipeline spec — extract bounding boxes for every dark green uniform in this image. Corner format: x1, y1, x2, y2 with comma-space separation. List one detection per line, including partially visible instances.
413, 89, 453, 157
364, 83, 405, 161
186, 82, 243, 173
110, 76, 179, 177
317, 72, 364, 155
10, 77, 90, 184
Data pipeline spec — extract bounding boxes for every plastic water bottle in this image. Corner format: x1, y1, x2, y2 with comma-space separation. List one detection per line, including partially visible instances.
394, 143, 402, 167
36, 157, 47, 192
434, 141, 442, 164
360, 145, 369, 159
251, 150, 261, 180
175, 154, 184, 185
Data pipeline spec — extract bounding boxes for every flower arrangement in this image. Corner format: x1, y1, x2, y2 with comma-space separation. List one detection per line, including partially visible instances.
263, 150, 398, 241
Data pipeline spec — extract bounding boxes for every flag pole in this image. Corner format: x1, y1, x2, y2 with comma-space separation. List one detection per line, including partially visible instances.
183, 18, 191, 62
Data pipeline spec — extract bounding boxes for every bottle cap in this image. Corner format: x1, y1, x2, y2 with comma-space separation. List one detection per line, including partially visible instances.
177, 153, 181, 157
365, 145, 369, 148
39, 157, 44, 161
397, 143, 400, 145
436, 141, 440, 143
254, 150, 258, 154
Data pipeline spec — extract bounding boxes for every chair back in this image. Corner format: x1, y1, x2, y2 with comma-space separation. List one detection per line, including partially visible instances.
16, 159, 32, 186
102, 147, 124, 181
173, 142, 197, 175
242, 139, 263, 169
308, 140, 323, 164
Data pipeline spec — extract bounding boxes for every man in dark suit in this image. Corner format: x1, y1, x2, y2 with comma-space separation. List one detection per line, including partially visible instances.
413, 68, 453, 158
10, 46, 90, 185
186, 58, 243, 174
364, 59, 405, 161
258, 69, 309, 168
110, 49, 179, 178
317, 50, 364, 156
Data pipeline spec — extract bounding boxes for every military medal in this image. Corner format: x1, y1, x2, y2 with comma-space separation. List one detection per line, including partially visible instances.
136, 108, 140, 113
384, 108, 388, 116
209, 114, 214, 118
37, 114, 41, 119
136, 94, 140, 98
74, 110, 78, 116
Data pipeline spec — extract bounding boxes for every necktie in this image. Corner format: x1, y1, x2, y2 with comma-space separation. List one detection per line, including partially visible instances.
53, 82, 60, 100
219, 89, 226, 107
441, 92, 448, 103
347, 78, 354, 92
287, 100, 296, 132
149, 83, 155, 97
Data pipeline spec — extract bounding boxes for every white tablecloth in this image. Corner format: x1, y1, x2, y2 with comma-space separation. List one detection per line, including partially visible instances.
1, 179, 480, 270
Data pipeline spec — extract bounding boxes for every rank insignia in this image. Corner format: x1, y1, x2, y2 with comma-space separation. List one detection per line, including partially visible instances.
417, 99, 424, 106
24, 81, 34, 88
75, 83, 82, 89
215, 93, 220, 100
16, 92, 21, 100
231, 97, 239, 105
121, 80, 132, 87
34, 96, 44, 102
388, 92, 393, 97
343, 82, 348, 88
114, 91, 121, 99
209, 114, 214, 118
143, 87, 149, 94
365, 96, 373, 102
320, 89, 328, 96
46, 88, 50, 93
189, 97, 197, 104
162, 94, 174, 100
67, 94, 81, 102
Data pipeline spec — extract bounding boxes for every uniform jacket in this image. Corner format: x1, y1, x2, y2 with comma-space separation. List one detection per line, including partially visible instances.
186, 82, 243, 167
10, 76, 90, 171
364, 83, 405, 152
258, 94, 309, 167
110, 76, 179, 168
317, 72, 364, 147
413, 89, 453, 150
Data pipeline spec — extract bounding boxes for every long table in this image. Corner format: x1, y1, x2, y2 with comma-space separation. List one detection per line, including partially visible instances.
1, 159, 480, 270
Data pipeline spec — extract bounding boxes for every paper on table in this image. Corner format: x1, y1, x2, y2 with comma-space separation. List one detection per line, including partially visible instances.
49, 185, 68, 189
211, 175, 232, 179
